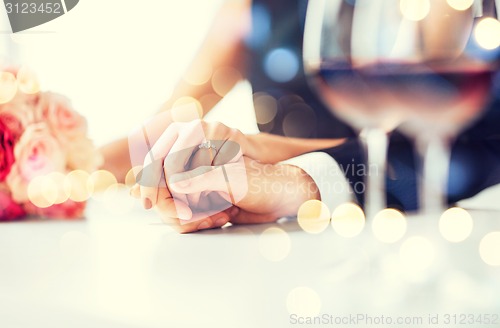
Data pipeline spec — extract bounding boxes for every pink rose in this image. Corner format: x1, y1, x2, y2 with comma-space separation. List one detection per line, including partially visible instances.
0, 190, 26, 221
6, 123, 66, 202
24, 199, 86, 219
36, 92, 87, 138
0, 118, 16, 181
0, 93, 38, 139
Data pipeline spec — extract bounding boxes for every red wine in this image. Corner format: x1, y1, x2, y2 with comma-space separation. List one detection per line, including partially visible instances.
308, 61, 494, 135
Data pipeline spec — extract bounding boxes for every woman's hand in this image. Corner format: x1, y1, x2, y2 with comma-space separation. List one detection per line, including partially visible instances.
131, 155, 319, 233
135, 119, 249, 210
131, 120, 320, 233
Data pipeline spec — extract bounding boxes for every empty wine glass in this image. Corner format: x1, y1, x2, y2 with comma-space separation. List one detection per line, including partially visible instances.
303, 0, 499, 216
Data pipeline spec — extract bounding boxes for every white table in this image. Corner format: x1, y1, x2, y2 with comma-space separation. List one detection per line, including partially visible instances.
1, 188, 499, 328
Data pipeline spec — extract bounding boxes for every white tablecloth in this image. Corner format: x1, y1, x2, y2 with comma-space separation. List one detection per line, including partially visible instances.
0, 188, 499, 328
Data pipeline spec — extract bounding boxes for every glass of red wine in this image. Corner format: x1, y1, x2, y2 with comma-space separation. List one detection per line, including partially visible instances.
303, 0, 499, 216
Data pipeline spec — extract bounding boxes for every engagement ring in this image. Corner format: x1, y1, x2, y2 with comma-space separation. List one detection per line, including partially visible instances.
198, 141, 217, 151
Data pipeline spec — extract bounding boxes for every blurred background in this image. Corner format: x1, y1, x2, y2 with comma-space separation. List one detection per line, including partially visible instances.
1, 2, 500, 327
0, 0, 257, 146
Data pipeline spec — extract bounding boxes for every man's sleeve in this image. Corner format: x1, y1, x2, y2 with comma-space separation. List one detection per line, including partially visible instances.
281, 152, 355, 212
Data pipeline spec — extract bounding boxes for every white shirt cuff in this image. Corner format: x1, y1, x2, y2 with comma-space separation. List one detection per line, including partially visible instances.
281, 152, 354, 212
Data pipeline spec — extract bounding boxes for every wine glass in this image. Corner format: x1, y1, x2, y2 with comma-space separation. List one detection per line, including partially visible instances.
303, 0, 499, 216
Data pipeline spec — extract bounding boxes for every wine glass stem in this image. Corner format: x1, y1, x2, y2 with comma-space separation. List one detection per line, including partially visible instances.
416, 134, 451, 215
360, 128, 388, 219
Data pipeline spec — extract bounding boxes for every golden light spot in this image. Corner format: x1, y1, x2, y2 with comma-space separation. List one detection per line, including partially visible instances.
279, 94, 304, 107
64, 170, 91, 202
282, 103, 316, 138
286, 287, 322, 317
297, 200, 330, 234
474, 17, 500, 50
47, 172, 69, 204
330, 202, 365, 238
372, 209, 407, 243
253, 94, 278, 125
400, 0, 430, 21
0, 71, 17, 104
446, 0, 474, 11
258, 227, 291, 262
102, 183, 135, 215
211, 66, 242, 97
400, 236, 435, 272
171, 97, 203, 122
16, 66, 40, 94
87, 170, 117, 200
27, 175, 58, 208
479, 231, 500, 266
125, 166, 142, 188
439, 207, 473, 243
184, 58, 213, 86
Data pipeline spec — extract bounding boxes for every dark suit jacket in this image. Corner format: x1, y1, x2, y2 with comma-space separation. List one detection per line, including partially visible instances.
243, 0, 500, 211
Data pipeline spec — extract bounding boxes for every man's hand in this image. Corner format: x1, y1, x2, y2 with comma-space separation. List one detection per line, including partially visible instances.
131, 156, 319, 233
129, 120, 320, 233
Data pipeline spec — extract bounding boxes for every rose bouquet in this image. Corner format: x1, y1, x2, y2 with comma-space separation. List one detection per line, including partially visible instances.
0, 67, 102, 221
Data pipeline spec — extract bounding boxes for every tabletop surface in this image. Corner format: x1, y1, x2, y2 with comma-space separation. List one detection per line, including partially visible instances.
1, 187, 499, 328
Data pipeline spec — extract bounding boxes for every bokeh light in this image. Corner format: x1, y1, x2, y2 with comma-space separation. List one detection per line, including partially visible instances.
282, 103, 316, 138
0, 71, 17, 104
446, 0, 474, 11
479, 231, 500, 266
330, 202, 365, 238
400, 236, 435, 272
64, 170, 92, 202
183, 57, 213, 86
211, 66, 242, 97
297, 200, 330, 234
245, 3, 271, 49
372, 209, 407, 243
439, 207, 473, 243
253, 93, 278, 125
47, 171, 69, 204
286, 287, 322, 317
399, 0, 430, 21
125, 166, 142, 188
16, 66, 40, 94
27, 175, 58, 208
474, 17, 500, 50
258, 227, 291, 262
87, 170, 117, 201
263, 48, 300, 83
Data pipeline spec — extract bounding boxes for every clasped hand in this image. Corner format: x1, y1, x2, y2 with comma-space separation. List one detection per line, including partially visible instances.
130, 120, 319, 233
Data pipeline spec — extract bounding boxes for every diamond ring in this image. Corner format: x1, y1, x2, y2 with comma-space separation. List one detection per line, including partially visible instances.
198, 140, 217, 151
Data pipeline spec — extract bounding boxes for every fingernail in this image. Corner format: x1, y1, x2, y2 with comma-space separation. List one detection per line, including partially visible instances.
215, 217, 228, 227
143, 198, 152, 210
197, 221, 211, 230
